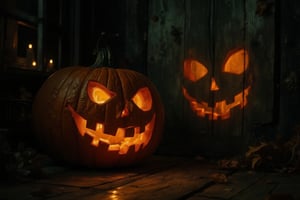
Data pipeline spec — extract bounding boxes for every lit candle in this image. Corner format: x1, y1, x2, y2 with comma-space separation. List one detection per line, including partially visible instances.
48, 58, 54, 70
32, 61, 37, 67
26, 43, 35, 68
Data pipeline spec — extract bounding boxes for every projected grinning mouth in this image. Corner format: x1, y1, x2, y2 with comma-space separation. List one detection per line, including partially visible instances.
67, 105, 155, 154
182, 86, 250, 120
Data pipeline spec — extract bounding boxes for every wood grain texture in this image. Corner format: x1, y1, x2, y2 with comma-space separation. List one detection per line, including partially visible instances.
147, 0, 275, 156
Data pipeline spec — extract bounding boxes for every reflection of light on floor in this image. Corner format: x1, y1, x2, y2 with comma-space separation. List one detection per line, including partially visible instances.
109, 189, 120, 200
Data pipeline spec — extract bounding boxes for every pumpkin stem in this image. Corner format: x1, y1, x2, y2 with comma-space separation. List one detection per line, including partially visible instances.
91, 32, 113, 67
91, 47, 112, 67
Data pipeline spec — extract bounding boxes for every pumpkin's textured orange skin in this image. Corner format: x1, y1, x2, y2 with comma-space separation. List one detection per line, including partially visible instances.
32, 67, 164, 168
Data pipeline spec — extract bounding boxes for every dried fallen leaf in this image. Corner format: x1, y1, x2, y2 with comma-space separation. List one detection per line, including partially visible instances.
210, 173, 228, 183
251, 155, 262, 169
218, 159, 239, 169
245, 142, 268, 158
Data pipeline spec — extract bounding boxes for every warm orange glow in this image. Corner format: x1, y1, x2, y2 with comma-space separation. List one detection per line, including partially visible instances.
109, 190, 120, 200
87, 81, 116, 104
132, 87, 152, 111
67, 104, 155, 154
49, 59, 53, 64
182, 86, 250, 120
223, 49, 249, 74
210, 78, 219, 91
28, 43, 33, 49
184, 59, 208, 82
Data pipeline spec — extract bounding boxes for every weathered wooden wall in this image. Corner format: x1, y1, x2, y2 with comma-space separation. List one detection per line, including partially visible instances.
147, 0, 275, 156
278, 0, 300, 138
79, 0, 149, 73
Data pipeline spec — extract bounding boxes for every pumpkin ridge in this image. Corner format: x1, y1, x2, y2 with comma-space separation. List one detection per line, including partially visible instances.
49, 67, 79, 158
119, 69, 144, 102
81, 67, 108, 165
74, 67, 99, 112
60, 67, 89, 163
33, 67, 76, 161
103, 68, 118, 129
116, 69, 129, 102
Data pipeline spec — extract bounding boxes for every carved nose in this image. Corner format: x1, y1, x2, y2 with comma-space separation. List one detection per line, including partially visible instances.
210, 77, 219, 91
121, 106, 129, 117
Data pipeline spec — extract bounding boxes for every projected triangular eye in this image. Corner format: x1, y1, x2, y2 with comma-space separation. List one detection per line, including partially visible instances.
223, 49, 249, 74
87, 81, 116, 104
183, 59, 208, 82
132, 87, 152, 111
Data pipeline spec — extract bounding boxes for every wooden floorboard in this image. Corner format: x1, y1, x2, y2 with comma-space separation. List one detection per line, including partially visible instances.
263, 173, 300, 200
78, 165, 214, 200
188, 171, 267, 200
0, 155, 299, 200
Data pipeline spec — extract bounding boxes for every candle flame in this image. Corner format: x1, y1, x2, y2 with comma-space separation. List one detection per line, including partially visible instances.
32, 61, 37, 66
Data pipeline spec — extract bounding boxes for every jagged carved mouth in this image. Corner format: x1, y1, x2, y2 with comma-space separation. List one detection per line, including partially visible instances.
182, 87, 250, 120
67, 105, 155, 154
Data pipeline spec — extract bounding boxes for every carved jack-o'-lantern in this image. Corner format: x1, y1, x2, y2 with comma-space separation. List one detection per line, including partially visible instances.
32, 67, 164, 167
182, 48, 251, 120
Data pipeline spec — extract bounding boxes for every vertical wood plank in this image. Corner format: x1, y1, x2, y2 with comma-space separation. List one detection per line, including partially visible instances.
244, 0, 275, 143
147, 0, 188, 154
124, 0, 148, 73
181, 0, 212, 155
212, 0, 245, 139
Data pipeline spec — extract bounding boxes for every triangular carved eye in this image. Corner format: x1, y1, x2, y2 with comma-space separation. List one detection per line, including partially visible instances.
223, 49, 249, 74
184, 59, 208, 82
87, 81, 116, 104
132, 87, 152, 111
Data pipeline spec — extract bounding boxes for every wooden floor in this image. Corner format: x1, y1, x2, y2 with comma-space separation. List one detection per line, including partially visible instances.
1, 155, 299, 200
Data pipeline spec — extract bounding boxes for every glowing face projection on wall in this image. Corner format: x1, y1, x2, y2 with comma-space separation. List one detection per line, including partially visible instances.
182, 49, 251, 120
